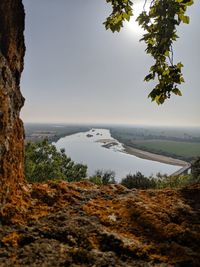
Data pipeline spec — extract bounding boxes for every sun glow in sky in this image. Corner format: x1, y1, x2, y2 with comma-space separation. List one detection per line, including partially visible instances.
124, 1, 149, 36
21, 0, 200, 126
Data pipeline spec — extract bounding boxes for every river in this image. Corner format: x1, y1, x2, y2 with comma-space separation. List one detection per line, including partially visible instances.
54, 128, 180, 182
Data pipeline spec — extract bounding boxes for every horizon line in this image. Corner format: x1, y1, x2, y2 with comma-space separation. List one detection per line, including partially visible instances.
23, 121, 200, 128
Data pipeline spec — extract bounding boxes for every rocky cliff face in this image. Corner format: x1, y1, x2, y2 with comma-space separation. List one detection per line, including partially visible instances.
0, 0, 25, 208
0, 181, 199, 266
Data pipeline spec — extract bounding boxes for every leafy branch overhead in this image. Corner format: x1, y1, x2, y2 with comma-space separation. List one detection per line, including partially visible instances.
104, 0, 194, 104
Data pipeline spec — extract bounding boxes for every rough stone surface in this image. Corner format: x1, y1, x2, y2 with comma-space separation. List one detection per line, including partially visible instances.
0, 181, 199, 266
0, 0, 25, 208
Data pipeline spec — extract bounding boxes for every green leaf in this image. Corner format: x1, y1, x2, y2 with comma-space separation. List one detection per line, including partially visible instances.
144, 73, 154, 82
177, 62, 184, 69
164, 50, 170, 57
179, 14, 190, 24
103, 0, 193, 104
172, 88, 182, 96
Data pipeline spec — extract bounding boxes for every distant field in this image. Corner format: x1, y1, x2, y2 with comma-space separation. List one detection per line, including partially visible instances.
24, 123, 90, 143
110, 126, 200, 161
132, 140, 200, 158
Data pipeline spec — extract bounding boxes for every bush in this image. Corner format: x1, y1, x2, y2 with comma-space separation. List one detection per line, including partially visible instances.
121, 172, 156, 189
191, 157, 200, 181
89, 170, 116, 185
150, 171, 200, 189
186, 174, 200, 185
154, 174, 191, 189
88, 176, 103, 185
25, 139, 87, 182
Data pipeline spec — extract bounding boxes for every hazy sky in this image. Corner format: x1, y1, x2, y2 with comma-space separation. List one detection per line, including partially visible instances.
21, 0, 200, 126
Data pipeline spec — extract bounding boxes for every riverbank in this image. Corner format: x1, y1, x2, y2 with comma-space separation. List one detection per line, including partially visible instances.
124, 145, 188, 167
96, 136, 189, 167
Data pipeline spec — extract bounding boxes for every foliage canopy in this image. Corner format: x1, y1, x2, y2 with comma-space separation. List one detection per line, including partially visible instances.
120, 170, 199, 189
121, 171, 156, 189
104, 0, 193, 104
90, 169, 116, 185
191, 157, 200, 181
25, 140, 87, 182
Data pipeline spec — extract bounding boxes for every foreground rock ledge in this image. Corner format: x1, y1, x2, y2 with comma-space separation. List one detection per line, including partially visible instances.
0, 181, 199, 266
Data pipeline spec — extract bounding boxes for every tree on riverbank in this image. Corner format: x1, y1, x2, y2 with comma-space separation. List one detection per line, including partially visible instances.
25, 140, 87, 183
89, 170, 116, 185
121, 172, 156, 189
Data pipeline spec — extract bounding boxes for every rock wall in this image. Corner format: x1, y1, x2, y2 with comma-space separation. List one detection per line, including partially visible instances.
0, 0, 25, 208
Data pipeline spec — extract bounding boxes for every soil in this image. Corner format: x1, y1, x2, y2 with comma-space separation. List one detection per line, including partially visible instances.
0, 181, 199, 266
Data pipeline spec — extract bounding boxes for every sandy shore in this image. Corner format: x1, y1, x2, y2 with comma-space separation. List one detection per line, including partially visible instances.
124, 145, 188, 167
96, 138, 189, 167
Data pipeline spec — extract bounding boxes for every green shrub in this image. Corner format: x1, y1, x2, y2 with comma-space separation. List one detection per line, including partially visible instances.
25, 139, 87, 182
191, 157, 200, 181
150, 171, 200, 189
88, 176, 103, 185
186, 174, 200, 185
89, 170, 116, 185
154, 174, 191, 189
121, 172, 156, 189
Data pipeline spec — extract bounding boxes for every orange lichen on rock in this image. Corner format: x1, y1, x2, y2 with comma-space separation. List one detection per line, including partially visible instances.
2, 232, 20, 247
83, 184, 200, 265
0, 181, 199, 266
0, 0, 26, 213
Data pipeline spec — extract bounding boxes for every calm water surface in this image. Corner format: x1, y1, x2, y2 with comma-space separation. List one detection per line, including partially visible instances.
54, 129, 180, 182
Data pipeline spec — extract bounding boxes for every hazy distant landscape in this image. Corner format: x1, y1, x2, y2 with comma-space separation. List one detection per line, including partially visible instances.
110, 126, 200, 161
25, 123, 200, 163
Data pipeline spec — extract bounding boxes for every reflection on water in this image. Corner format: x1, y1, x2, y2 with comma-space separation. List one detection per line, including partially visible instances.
54, 128, 180, 182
